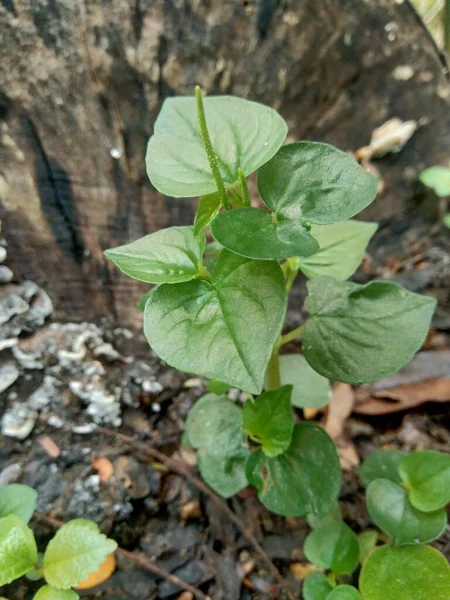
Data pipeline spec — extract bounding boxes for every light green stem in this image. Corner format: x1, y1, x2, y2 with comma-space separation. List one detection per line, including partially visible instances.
280, 324, 305, 346
238, 167, 251, 206
266, 347, 281, 389
195, 86, 231, 210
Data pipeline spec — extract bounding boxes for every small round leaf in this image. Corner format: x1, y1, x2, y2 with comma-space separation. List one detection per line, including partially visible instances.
357, 530, 378, 565
326, 585, 362, 600
399, 450, 450, 512
0, 515, 38, 586
303, 571, 333, 600
0, 484, 38, 524
304, 521, 359, 575
33, 586, 79, 600
360, 545, 450, 600
360, 449, 407, 487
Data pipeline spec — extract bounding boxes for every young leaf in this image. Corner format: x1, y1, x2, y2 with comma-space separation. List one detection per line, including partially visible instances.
304, 521, 359, 575
358, 530, 378, 565
144, 250, 287, 394
307, 503, 342, 530
242, 385, 294, 457
0, 484, 38, 524
360, 449, 407, 487
366, 478, 447, 545
33, 586, 79, 600
146, 95, 288, 197
359, 545, 450, 600
303, 571, 333, 600
246, 422, 341, 517
43, 520, 117, 589
303, 277, 436, 384
326, 585, 362, 600
206, 380, 230, 395
419, 166, 450, 197
0, 515, 38, 586
399, 450, 450, 512
185, 394, 249, 498
279, 354, 331, 409
211, 207, 319, 260
194, 193, 221, 237
297, 220, 378, 281
104, 226, 205, 284
258, 142, 378, 224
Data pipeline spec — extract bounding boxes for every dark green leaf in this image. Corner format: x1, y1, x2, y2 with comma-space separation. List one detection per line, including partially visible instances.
303, 278, 436, 384
146, 95, 287, 197
0, 515, 38, 586
211, 207, 319, 260
144, 250, 287, 393
304, 521, 359, 575
399, 450, 450, 512
0, 484, 37, 524
326, 585, 362, 600
33, 586, 79, 600
419, 166, 450, 197
303, 572, 333, 600
105, 227, 205, 284
194, 193, 221, 237
297, 220, 378, 281
246, 422, 341, 517
366, 479, 447, 545
360, 449, 407, 487
279, 354, 331, 409
258, 142, 378, 224
242, 385, 294, 457
359, 545, 450, 600
358, 530, 378, 565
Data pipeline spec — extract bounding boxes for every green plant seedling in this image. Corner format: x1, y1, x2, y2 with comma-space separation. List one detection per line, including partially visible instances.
357, 530, 378, 565
106, 88, 436, 515
304, 521, 359, 575
360, 449, 407, 487
326, 585, 362, 600
303, 571, 333, 600
399, 450, 450, 512
420, 166, 450, 197
0, 484, 38, 524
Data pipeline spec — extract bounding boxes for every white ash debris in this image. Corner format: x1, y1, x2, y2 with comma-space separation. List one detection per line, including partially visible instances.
0, 246, 6, 263
69, 378, 122, 427
0, 361, 19, 394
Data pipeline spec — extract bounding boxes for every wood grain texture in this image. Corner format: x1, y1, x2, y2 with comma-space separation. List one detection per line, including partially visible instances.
0, 0, 449, 325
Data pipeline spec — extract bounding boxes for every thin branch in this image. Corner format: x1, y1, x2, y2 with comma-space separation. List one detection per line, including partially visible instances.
97, 427, 297, 600
280, 324, 305, 346
33, 513, 209, 600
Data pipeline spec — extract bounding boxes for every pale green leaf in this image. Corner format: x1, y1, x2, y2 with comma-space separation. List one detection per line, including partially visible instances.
138, 289, 153, 312
242, 385, 294, 457
43, 520, 117, 589
33, 586, 79, 600
246, 422, 341, 517
104, 226, 205, 284
358, 530, 378, 565
303, 571, 333, 600
359, 545, 450, 600
0, 515, 38, 586
399, 450, 450, 512
303, 277, 436, 384
304, 521, 359, 575
298, 220, 378, 280
419, 166, 450, 197
197, 450, 248, 499
194, 193, 221, 237
279, 354, 331, 409
360, 449, 407, 487
0, 484, 38, 524
307, 503, 342, 530
146, 95, 288, 197
144, 250, 287, 394
206, 380, 230, 395
366, 478, 447, 545
326, 585, 362, 600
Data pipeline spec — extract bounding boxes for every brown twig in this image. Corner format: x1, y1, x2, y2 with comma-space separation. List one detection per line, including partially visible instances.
97, 427, 297, 600
33, 513, 209, 600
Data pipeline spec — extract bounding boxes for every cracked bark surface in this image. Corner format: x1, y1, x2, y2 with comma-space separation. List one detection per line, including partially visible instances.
0, 0, 449, 325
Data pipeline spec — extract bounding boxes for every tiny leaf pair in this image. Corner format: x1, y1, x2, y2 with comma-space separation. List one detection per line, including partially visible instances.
303, 572, 362, 600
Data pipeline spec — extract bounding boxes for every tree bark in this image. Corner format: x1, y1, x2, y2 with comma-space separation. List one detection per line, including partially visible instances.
0, 0, 449, 326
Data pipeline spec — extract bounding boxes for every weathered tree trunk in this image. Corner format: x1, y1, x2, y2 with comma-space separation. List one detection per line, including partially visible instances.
0, 0, 449, 326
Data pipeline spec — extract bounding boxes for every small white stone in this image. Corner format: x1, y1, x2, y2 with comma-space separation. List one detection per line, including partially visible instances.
151, 402, 161, 413
109, 147, 122, 159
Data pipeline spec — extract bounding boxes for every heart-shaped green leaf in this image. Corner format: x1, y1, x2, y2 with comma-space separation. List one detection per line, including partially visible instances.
104, 226, 205, 284
419, 166, 450, 197
279, 354, 331, 409
211, 207, 319, 260
146, 95, 287, 197
304, 521, 359, 575
359, 545, 450, 600
360, 449, 407, 487
399, 450, 450, 512
0, 484, 38, 524
303, 572, 333, 600
34, 586, 79, 600
242, 385, 294, 457
303, 278, 436, 384
366, 479, 447, 545
246, 422, 341, 517
194, 193, 221, 237
0, 515, 37, 586
144, 250, 287, 394
297, 220, 378, 281
326, 585, 362, 600
43, 520, 117, 589
197, 450, 248, 499
358, 530, 378, 565
258, 142, 378, 224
